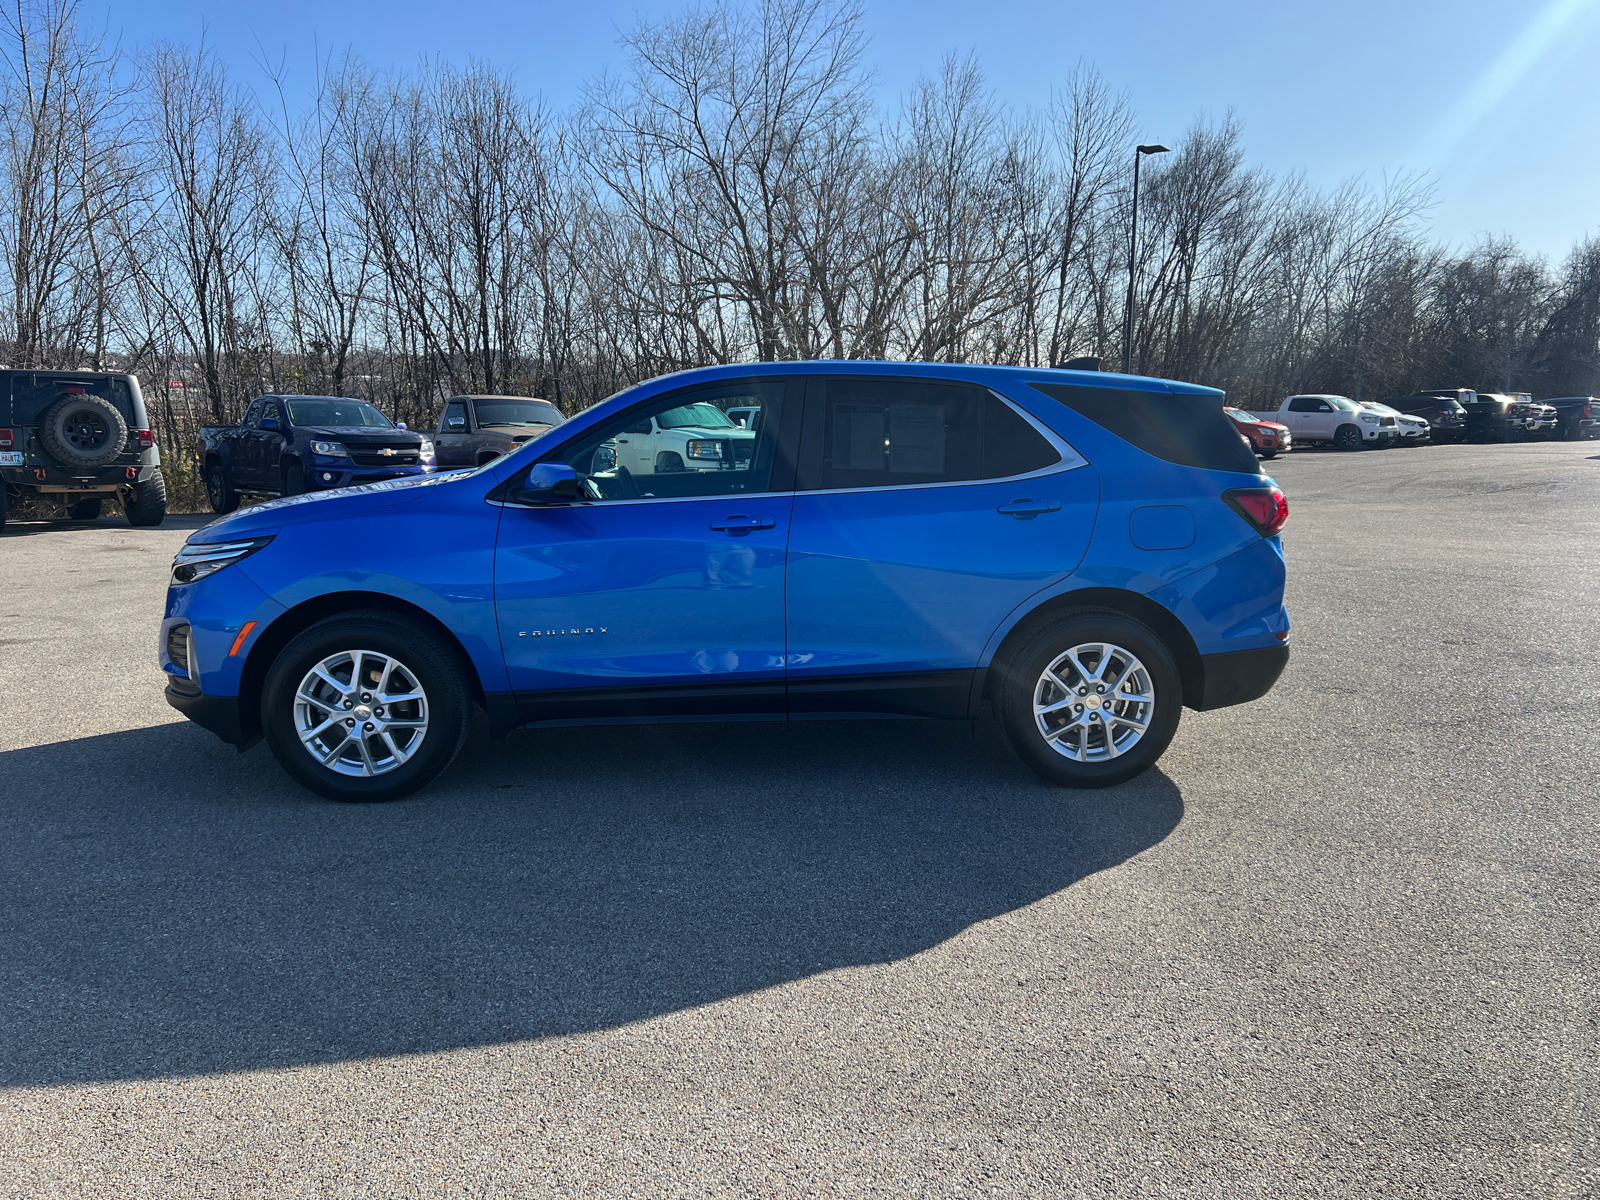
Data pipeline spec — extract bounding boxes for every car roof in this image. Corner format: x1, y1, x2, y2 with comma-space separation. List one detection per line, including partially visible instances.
454, 395, 557, 402
610, 360, 1224, 398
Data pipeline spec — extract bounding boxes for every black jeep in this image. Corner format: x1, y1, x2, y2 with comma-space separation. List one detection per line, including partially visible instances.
0, 369, 167, 531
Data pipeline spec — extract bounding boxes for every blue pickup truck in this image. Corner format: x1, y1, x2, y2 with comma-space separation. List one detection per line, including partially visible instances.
196, 394, 435, 512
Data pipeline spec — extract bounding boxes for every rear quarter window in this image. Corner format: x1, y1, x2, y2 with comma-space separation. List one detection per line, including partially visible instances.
1031, 382, 1259, 474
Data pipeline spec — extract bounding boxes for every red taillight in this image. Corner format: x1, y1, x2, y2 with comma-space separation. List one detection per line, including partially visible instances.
1223, 486, 1288, 537
1585, 403, 1592, 417
0, 427, 12, 448
137, 429, 155, 449
63, 387, 85, 394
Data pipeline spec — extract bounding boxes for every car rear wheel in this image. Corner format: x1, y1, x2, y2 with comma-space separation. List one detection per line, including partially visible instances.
125, 469, 167, 526
997, 612, 1182, 789
262, 611, 472, 802
207, 462, 238, 514
1334, 424, 1362, 451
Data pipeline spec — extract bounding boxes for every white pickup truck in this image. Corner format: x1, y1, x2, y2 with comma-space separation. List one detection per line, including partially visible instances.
1250, 394, 1393, 451
601, 399, 758, 476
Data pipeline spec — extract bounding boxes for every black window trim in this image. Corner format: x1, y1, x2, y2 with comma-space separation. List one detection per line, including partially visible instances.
794, 376, 1085, 497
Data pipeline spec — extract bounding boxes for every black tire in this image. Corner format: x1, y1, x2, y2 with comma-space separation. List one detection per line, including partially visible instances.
656, 451, 686, 472
997, 611, 1183, 789
0, 483, 9, 533
38, 394, 128, 468
261, 610, 471, 802
67, 497, 102, 521
1334, 424, 1363, 451
206, 461, 238, 514
283, 460, 306, 496
125, 468, 167, 527
1260, 450, 1277, 460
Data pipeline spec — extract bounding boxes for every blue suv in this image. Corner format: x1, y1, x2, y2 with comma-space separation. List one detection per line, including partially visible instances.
160, 363, 1290, 802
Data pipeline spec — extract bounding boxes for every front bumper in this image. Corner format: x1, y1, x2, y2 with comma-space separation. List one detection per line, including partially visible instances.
165, 684, 251, 747
1194, 644, 1289, 710
307, 463, 433, 489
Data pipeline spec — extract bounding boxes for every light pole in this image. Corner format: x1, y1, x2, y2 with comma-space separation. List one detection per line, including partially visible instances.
1122, 143, 1169, 375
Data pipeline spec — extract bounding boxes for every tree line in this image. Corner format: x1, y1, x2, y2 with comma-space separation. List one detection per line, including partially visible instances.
5, 0, 1600, 477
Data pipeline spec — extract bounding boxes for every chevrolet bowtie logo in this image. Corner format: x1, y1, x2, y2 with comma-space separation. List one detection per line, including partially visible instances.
377, 447, 397, 456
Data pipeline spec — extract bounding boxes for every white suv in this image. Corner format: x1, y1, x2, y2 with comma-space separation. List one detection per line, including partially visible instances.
1360, 401, 1430, 446
602, 400, 757, 477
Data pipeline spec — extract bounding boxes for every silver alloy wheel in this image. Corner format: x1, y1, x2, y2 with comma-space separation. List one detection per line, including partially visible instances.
293, 649, 429, 777
1033, 641, 1155, 763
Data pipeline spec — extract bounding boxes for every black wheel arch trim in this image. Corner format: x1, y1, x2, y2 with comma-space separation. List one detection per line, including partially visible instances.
233, 592, 492, 747
981, 587, 1207, 711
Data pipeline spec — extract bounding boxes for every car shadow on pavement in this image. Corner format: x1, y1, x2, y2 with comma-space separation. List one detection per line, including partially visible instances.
0, 715, 1182, 1085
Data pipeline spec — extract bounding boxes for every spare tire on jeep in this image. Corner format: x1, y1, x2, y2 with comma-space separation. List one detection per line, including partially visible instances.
39, 393, 127, 468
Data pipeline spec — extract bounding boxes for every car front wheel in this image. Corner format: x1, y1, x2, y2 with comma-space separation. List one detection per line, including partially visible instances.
261, 611, 472, 802
1334, 424, 1363, 451
998, 612, 1183, 789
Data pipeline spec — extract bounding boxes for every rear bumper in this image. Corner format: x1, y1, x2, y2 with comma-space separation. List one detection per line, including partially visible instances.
1193, 644, 1289, 711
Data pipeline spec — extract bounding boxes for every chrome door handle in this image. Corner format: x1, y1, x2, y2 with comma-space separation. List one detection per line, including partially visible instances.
709, 515, 776, 536
996, 498, 1061, 520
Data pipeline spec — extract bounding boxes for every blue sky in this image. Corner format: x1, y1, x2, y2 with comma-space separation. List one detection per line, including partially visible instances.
99, 0, 1600, 261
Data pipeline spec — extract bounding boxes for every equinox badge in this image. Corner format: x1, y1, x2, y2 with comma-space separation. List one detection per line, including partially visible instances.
517, 628, 607, 637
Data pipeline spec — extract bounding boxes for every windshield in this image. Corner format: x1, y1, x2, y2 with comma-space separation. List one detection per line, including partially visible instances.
285, 398, 393, 428
473, 398, 562, 427
1326, 397, 1360, 412
1223, 407, 1256, 422
656, 402, 737, 430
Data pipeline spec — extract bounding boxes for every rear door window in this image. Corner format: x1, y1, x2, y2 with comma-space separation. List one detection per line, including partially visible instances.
1032, 382, 1260, 473
803, 378, 1060, 491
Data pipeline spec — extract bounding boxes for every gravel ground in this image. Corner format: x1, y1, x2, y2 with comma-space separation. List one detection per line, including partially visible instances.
1, 441, 1596, 1198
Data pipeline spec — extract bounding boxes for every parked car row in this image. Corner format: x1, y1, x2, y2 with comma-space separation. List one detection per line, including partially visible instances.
1224, 388, 1599, 457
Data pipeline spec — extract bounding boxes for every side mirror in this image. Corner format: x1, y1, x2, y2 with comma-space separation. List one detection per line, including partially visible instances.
447, 417, 466, 431
516, 461, 580, 505
396, 421, 408, 430
259, 416, 279, 431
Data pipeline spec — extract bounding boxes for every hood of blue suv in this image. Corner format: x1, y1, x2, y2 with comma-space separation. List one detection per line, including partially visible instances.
189, 472, 450, 542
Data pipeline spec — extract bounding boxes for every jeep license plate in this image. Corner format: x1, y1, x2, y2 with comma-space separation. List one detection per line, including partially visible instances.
0, 451, 22, 466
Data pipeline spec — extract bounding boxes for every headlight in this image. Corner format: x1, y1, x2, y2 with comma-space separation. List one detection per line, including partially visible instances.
1359, 414, 1378, 423
312, 441, 349, 456
172, 537, 273, 584
685, 439, 724, 460
419, 440, 434, 457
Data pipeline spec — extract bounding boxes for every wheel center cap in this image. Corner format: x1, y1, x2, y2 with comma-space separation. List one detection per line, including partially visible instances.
1085, 694, 1102, 710
353, 704, 373, 721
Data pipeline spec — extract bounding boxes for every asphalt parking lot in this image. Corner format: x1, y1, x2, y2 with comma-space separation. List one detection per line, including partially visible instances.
1, 442, 1596, 1198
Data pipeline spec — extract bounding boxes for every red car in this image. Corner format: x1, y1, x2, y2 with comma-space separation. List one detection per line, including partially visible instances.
1225, 407, 1292, 459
